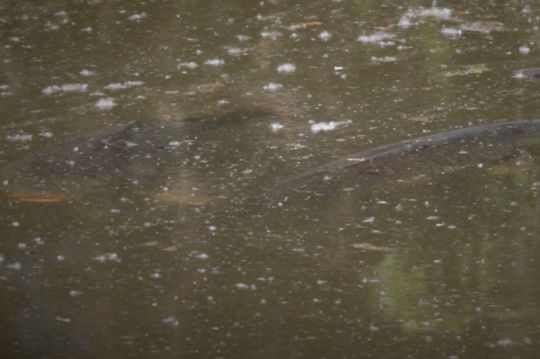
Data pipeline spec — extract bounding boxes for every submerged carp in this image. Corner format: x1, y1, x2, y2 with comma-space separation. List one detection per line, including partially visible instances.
1, 109, 282, 203
3, 118, 540, 205
2, 121, 150, 201
264, 120, 540, 206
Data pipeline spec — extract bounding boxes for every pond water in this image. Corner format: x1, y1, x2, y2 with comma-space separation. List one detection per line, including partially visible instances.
2, 0, 540, 358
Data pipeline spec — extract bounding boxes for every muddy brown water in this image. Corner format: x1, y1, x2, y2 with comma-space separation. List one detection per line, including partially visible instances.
2, 1, 540, 358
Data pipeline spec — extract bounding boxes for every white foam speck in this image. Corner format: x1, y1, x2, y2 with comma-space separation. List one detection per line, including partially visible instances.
263, 82, 283, 91
357, 31, 395, 44
195, 253, 209, 260
310, 119, 352, 134
261, 31, 282, 40
95, 97, 116, 110
277, 63, 295, 74
39, 130, 54, 138
177, 61, 198, 70
270, 122, 284, 132
80, 69, 94, 77
128, 12, 146, 21
398, 12, 414, 28
236, 34, 251, 41
43, 83, 88, 95
362, 216, 375, 224
162, 316, 179, 327
371, 56, 398, 64
227, 47, 248, 56
441, 27, 462, 37
204, 59, 225, 67
519, 45, 531, 55
104, 80, 144, 90
7, 262, 21, 270
318, 31, 332, 41
6, 133, 33, 142
235, 283, 254, 290
69, 290, 83, 297
95, 252, 121, 263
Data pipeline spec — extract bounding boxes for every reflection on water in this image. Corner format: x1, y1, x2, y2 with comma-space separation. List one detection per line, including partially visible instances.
2, 0, 540, 357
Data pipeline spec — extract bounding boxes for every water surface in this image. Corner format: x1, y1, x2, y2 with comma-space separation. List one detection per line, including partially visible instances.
2, 1, 540, 358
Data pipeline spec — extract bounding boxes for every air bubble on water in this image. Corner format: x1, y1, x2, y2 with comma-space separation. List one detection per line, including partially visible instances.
235, 283, 254, 290
310, 120, 352, 133
11, 221, 20, 228
370, 56, 398, 64
80, 69, 94, 77
362, 217, 375, 224
519, 45, 530, 55
204, 59, 225, 66
236, 34, 251, 41
318, 31, 332, 41
110, 208, 120, 214
263, 83, 283, 91
495, 338, 514, 347
357, 32, 395, 44
150, 272, 161, 279
95, 97, 116, 110
277, 63, 295, 74
441, 27, 462, 37
69, 290, 82, 297
194, 253, 209, 260
270, 122, 284, 132
162, 316, 179, 327
17, 243, 26, 250
56, 255, 65, 262
128, 13, 146, 21
104, 81, 144, 90
177, 62, 198, 70
42, 83, 88, 95
6, 133, 32, 142
33, 237, 45, 245
260, 31, 282, 40
95, 253, 121, 263
208, 225, 217, 232
7, 262, 21, 270
227, 47, 248, 56
39, 130, 54, 138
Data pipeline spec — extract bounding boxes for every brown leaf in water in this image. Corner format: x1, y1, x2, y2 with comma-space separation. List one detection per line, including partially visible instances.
302, 20, 323, 26
9, 192, 69, 203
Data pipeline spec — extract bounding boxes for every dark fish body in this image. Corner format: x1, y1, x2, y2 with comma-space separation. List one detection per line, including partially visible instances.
1, 110, 280, 202
1, 121, 183, 200
264, 120, 540, 204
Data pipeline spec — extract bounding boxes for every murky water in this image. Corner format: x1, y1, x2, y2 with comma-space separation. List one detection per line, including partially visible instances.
2, 1, 540, 357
